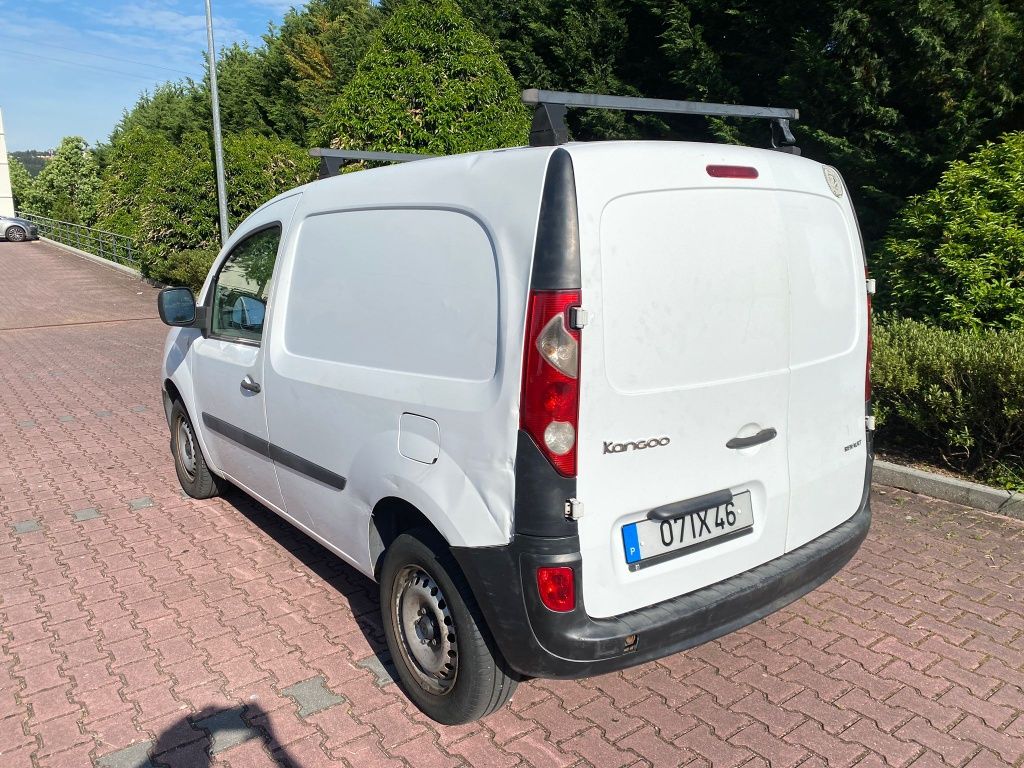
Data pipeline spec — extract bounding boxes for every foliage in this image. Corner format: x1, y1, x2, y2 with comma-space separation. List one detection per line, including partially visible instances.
874, 132, 1024, 330
134, 131, 316, 288
7, 156, 33, 212
110, 83, 208, 147
872, 316, 1024, 489
96, 128, 176, 239
262, 0, 381, 143
318, 0, 529, 154
8, 150, 48, 177
21, 137, 101, 224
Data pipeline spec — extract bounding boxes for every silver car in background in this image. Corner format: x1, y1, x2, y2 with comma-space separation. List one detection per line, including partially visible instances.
1, 215, 39, 242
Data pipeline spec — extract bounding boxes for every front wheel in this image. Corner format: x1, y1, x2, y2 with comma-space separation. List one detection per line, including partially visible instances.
170, 399, 222, 499
379, 529, 518, 724
5, 226, 27, 242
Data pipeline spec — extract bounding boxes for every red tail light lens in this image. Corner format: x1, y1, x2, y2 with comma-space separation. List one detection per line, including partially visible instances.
706, 164, 759, 179
521, 290, 581, 476
536, 566, 575, 612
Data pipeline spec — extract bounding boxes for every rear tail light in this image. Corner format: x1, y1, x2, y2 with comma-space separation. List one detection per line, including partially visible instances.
865, 271, 873, 401
536, 566, 575, 612
706, 164, 759, 179
521, 290, 581, 476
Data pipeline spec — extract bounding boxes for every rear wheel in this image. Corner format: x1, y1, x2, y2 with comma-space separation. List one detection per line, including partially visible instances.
5, 226, 26, 242
379, 529, 518, 724
170, 399, 222, 499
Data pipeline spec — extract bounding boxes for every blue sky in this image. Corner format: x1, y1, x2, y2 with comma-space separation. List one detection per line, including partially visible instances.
0, 0, 295, 151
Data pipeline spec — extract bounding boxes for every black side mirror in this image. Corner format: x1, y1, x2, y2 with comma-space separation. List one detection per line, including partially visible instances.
158, 287, 198, 327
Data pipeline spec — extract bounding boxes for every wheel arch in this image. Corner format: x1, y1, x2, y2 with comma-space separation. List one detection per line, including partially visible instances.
370, 496, 448, 580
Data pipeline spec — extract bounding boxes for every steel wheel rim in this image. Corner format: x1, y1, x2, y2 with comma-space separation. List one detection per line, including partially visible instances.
392, 565, 458, 695
176, 417, 197, 481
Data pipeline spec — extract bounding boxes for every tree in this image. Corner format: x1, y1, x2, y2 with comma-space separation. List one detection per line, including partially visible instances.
318, 0, 529, 154
96, 128, 175, 238
135, 131, 316, 287
874, 132, 1024, 330
109, 83, 208, 147
7, 156, 33, 212
262, 0, 381, 144
22, 137, 101, 224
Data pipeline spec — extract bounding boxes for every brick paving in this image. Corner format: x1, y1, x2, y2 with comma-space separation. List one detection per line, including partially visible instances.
1, 239, 1023, 768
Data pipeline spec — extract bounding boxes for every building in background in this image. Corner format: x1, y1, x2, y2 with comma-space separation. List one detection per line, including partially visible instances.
0, 109, 13, 217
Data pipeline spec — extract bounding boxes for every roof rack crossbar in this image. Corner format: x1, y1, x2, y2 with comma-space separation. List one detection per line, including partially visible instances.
310, 148, 435, 178
521, 89, 800, 151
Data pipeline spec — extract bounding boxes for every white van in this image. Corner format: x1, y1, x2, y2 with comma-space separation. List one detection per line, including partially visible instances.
158, 92, 872, 724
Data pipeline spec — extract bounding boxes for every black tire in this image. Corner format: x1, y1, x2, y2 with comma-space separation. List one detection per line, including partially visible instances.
169, 399, 222, 499
379, 528, 518, 724
5, 226, 26, 242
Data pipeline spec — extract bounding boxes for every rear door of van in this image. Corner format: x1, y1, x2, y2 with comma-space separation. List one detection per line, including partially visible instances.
568, 143, 866, 619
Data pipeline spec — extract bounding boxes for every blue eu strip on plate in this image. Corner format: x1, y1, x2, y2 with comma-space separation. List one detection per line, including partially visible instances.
622, 523, 642, 564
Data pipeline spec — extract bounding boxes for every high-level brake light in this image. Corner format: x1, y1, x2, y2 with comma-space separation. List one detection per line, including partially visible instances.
706, 164, 759, 179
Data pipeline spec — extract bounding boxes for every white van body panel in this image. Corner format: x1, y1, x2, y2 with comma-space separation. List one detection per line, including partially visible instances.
565, 142, 867, 618
261, 149, 553, 575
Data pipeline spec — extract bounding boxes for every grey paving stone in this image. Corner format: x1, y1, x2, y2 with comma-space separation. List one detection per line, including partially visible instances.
58, 415, 75, 422
96, 410, 113, 418
194, 707, 259, 755
73, 508, 101, 522
96, 740, 155, 768
355, 654, 397, 687
281, 675, 345, 717
12, 520, 42, 534
130, 405, 147, 413
129, 497, 153, 510
17, 420, 36, 428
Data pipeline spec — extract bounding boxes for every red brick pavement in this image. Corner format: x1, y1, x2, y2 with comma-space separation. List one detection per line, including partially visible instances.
1, 240, 1023, 767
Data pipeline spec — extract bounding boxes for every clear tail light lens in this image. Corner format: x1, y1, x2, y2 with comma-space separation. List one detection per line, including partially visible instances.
536, 566, 576, 612
521, 290, 581, 476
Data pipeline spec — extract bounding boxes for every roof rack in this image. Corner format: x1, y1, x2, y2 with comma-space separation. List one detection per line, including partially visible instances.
310, 148, 435, 179
521, 89, 799, 153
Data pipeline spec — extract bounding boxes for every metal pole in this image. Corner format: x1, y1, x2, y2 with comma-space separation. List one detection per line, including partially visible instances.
205, 0, 230, 246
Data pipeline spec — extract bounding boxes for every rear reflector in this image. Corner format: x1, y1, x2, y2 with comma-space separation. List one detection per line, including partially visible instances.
536, 566, 575, 612
706, 164, 759, 179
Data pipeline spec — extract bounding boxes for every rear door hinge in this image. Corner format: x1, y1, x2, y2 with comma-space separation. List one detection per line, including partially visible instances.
569, 307, 588, 330
564, 498, 584, 521
866, 414, 876, 431
866, 278, 877, 295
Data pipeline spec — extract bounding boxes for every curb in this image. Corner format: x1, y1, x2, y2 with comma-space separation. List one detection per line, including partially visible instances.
874, 459, 1024, 521
40, 237, 164, 287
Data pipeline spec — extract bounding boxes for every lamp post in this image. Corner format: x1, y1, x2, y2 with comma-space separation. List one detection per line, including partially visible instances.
204, 0, 229, 246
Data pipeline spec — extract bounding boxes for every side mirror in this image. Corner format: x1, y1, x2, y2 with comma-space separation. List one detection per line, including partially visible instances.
157, 287, 198, 327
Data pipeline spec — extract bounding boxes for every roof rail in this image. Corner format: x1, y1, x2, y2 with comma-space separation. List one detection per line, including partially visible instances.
521, 89, 799, 153
310, 148, 436, 179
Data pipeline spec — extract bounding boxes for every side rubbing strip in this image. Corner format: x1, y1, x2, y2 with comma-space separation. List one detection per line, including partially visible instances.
201, 413, 347, 491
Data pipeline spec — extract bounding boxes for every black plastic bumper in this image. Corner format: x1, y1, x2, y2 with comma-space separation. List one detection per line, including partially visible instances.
453, 468, 872, 679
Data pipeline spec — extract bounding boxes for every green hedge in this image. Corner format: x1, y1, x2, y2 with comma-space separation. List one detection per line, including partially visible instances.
872, 316, 1024, 489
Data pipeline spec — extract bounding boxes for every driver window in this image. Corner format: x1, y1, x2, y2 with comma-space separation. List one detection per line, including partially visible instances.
210, 226, 281, 343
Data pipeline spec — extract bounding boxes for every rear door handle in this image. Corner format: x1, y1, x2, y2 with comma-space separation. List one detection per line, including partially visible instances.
648, 488, 734, 521
240, 375, 261, 394
726, 427, 777, 449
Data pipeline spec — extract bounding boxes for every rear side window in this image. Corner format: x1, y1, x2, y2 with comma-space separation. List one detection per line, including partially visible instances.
285, 208, 498, 381
210, 226, 282, 344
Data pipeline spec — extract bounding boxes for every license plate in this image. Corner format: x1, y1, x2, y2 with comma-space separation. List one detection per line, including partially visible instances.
622, 491, 754, 570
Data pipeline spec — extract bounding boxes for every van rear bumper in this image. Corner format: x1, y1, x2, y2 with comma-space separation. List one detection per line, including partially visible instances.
452, 473, 871, 679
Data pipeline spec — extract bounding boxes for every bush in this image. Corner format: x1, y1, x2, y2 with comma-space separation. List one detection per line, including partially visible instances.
874, 132, 1024, 330
22, 137, 101, 224
317, 0, 529, 154
872, 316, 1024, 489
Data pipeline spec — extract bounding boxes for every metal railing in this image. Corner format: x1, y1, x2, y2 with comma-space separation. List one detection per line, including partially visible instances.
16, 212, 139, 268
